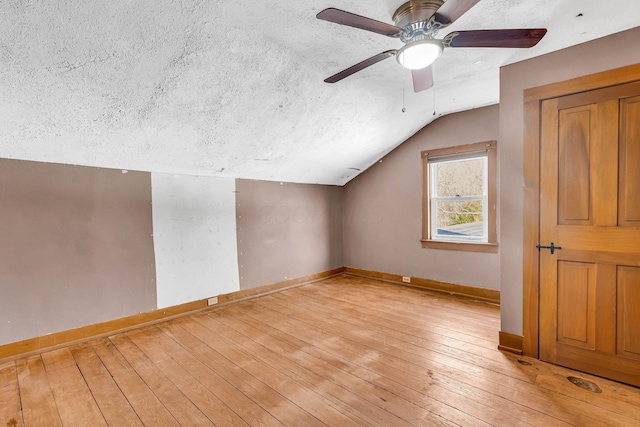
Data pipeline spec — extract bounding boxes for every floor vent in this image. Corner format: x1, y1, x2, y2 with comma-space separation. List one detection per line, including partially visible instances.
567, 376, 602, 393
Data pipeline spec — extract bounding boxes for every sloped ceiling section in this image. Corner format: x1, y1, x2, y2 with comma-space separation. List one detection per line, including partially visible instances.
1, 0, 639, 185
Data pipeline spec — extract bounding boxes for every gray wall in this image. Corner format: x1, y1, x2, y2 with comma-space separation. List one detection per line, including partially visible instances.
0, 159, 156, 345
344, 105, 500, 290
499, 26, 640, 335
236, 179, 343, 290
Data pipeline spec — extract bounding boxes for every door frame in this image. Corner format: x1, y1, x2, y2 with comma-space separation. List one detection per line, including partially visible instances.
522, 63, 640, 358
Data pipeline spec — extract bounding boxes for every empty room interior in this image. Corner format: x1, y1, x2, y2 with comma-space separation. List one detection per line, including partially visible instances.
2, 0, 640, 425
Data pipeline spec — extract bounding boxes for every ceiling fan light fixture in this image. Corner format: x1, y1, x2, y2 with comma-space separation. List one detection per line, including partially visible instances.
396, 39, 443, 70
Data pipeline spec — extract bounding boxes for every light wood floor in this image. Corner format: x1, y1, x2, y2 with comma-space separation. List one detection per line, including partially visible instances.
2, 275, 640, 426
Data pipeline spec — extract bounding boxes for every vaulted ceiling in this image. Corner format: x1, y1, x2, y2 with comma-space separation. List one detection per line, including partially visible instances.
2, 0, 639, 185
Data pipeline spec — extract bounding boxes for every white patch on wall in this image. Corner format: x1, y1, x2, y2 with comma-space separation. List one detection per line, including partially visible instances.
152, 173, 239, 308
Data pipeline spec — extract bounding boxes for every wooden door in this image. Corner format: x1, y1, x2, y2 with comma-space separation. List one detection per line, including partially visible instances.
539, 82, 640, 386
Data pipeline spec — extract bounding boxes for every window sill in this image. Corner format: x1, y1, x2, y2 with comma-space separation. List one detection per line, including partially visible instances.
420, 240, 499, 253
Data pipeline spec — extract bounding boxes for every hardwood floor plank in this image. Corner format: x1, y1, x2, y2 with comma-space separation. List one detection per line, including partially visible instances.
109, 333, 214, 426
293, 281, 498, 340
175, 317, 324, 426
319, 277, 500, 323
221, 301, 567, 427
126, 328, 250, 427
533, 367, 640, 421
287, 285, 499, 353
198, 311, 423, 427
272, 290, 630, 422
144, 325, 285, 427
91, 338, 180, 426
161, 320, 320, 427
274, 288, 528, 380
260, 293, 507, 376
41, 348, 76, 373
337, 276, 500, 317
282, 286, 496, 347
5, 276, 640, 426
185, 315, 370, 426
70, 344, 143, 426
15, 356, 63, 426
297, 281, 640, 425
295, 281, 640, 421
297, 278, 500, 330
205, 310, 473, 427
292, 288, 498, 342
46, 364, 107, 426
0, 362, 24, 427
243, 294, 638, 426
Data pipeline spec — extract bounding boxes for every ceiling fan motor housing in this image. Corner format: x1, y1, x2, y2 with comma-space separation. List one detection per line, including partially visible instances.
393, 0, 446, 42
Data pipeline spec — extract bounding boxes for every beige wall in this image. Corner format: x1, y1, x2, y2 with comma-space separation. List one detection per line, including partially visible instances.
0, 159, 156, 345
344, 105, 500, 289
235, 179, 343, 289
499, 26, 640, 335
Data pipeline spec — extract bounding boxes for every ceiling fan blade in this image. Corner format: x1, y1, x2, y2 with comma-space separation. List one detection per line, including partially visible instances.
434, 0, 480, 25
324, 51, 396, 83
448, 29, 547, 48
412, 66, 434, 93
317, 8, 402, 37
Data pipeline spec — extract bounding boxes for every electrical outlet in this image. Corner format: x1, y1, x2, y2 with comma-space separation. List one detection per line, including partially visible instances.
207, 296, 218, 306
402, 276, 411, 283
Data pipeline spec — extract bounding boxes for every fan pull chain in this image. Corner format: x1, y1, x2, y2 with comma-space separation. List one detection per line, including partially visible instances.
433, 89, 436, 116
402, 69, 406, 113
432, 67, 437, 116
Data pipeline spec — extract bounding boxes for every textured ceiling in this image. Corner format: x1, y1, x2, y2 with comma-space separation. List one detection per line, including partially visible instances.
1, 0, 640, 185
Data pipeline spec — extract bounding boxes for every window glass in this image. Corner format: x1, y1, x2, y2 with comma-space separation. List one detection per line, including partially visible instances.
430, 156, 487, 242
433, 199, 484, 238
434, 158, 484, 197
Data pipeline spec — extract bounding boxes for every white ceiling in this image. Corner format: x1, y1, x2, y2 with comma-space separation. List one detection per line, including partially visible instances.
1, 0, 639, 185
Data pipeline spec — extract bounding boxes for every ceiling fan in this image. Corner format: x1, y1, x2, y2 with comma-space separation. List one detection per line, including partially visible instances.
317, 0, 547, 92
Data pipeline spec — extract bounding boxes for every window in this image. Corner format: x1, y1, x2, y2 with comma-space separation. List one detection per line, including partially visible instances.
421, 141, 498, 253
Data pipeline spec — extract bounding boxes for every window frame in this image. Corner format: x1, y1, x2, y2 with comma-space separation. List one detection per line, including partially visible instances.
421, 140, 498, 253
